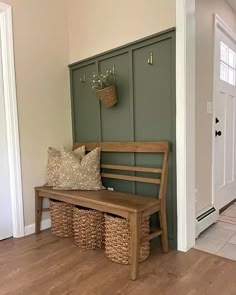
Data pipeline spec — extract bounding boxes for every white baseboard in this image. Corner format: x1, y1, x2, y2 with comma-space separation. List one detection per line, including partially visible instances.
24, 218, 51, 236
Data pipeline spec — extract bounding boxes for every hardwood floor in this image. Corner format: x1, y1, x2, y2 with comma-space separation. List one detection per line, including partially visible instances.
0, 230, 236, 295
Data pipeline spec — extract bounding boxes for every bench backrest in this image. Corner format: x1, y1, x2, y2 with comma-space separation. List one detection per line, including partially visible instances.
73, 142, 169, 200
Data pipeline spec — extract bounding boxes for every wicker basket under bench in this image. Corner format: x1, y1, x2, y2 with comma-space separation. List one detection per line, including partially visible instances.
35, 141, 169, 281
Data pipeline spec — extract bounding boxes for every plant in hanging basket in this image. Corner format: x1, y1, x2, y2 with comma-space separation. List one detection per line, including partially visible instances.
91, 71, 117, 108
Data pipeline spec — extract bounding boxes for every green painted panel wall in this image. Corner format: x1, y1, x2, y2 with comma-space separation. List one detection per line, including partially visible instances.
69, 28, 176, 247
72, 64, 100, 141
99, 53, 132, 142
98, 53, 135, 194
133, 38, 176, 241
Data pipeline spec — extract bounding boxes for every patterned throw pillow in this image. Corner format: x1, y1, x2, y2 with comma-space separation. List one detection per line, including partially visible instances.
55, 147, 102, 190
46, 146, 85, 187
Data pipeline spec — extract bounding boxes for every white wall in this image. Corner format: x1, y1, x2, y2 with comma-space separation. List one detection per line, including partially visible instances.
68, 0, 176, 63
196, 0, 236, 213
1, 0, 72, 226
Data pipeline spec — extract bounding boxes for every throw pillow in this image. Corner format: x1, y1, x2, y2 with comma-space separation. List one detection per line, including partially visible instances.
55, 147, 102, 190
46, 145, 85, 187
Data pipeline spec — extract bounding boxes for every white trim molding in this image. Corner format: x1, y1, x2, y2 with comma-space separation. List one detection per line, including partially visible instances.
176, 0, 196, 251
0, 3, 24, 237
214, 14, 236, 43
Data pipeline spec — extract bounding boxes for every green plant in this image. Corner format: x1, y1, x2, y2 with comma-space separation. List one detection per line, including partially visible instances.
91, 70, 115, 91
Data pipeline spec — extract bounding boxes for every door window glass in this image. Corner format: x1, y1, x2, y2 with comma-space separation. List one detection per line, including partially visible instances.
229, 49, 235, 68
220, 62, 228, 82
220, 42, 236, 86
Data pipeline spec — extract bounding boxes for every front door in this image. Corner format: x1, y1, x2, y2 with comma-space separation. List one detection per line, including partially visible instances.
213, 20, 236, 210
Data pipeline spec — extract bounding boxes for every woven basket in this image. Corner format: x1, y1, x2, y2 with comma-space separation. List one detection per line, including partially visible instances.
73, 207, 105, 249
104, 214, 150, 265
96, 84, 117, 108
49, 199, 74, 237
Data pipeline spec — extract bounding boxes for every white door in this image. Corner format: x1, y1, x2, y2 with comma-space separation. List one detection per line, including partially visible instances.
0, 43, 12, 240
213, 21, 236, 211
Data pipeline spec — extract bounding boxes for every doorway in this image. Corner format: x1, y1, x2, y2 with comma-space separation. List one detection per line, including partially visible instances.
195, 4, 236, 259
195, 0, 236, 236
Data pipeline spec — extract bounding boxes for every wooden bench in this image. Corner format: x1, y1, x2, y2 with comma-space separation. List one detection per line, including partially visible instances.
35, 142, 170, 280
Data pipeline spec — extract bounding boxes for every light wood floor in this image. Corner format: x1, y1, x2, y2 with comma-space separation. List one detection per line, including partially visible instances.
1, 230, 236, 295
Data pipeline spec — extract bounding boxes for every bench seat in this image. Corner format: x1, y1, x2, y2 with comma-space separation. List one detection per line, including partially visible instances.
35, 186, 160, 217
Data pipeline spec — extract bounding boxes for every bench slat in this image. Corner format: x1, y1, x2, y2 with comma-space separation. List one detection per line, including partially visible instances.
73, 141, 169, 153
101, 173, 160, 184
101, 164, 162, 174
142, 228, 163, 242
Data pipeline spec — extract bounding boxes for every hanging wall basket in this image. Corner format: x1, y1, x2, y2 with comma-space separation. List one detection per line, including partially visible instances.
96, 84, 117, 108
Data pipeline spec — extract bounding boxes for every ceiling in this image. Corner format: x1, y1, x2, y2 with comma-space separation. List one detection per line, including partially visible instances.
227, 0, 236, 13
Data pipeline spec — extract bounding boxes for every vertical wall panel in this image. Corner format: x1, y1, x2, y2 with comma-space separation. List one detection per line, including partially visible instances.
99, 53, 132, 141
99, 53, 134, 193
133, 38, 175, 239
72, 64, 100, 141
133, 39, 172, 141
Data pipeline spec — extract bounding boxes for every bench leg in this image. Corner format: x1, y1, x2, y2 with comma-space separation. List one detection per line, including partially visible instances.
159, 201, 168, 253
129, 212, 141, 280
35, 190, 43, 234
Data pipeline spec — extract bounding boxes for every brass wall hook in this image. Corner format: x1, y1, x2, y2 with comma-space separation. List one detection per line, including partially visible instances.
80, 74, 86, 83
108, 64, 115, 75
147, 52, 153, 65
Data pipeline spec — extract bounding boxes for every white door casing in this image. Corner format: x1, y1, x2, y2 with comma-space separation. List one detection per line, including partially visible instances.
0, 3, 24, 238
176, 0, 196, 251
0, 36, 12, 240
213, 15, 236, 211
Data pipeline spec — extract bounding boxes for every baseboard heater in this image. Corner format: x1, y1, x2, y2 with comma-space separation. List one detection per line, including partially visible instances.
196, 206, 218, 238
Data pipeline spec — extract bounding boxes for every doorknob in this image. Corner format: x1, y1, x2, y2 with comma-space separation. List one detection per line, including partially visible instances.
215, 130, 222, 137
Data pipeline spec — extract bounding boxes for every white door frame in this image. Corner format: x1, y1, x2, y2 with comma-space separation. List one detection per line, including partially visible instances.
0, 3, 24, 238
212, 14, 236, 211
176, 0, 196, 251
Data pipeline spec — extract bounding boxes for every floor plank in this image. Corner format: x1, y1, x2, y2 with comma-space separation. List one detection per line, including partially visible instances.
0, 230, 236, 295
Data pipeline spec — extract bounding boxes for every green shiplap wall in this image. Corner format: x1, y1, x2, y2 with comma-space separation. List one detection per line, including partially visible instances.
69, 28, 176, 248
